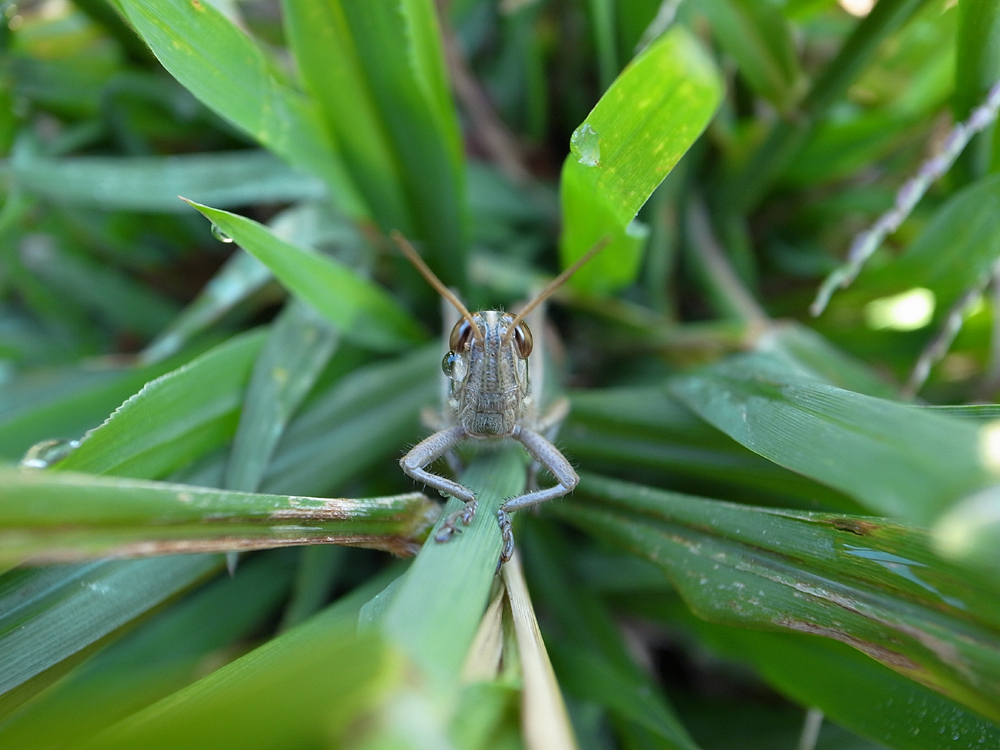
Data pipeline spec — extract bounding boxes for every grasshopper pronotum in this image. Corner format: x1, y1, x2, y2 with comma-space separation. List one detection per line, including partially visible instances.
394, 232, 608, 569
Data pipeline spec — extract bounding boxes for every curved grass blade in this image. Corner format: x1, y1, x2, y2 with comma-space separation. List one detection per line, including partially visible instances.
559, 26, 722, 293
224, 300, 339, 492
57, 330, 267, 479
0, 467, 437, 564
0, 551, 296, 748
185, 201, 424, 351
670, 352, 993, 522
554, 473, 1000, 721
7, 150, 326, 212
113, 0, 366, 216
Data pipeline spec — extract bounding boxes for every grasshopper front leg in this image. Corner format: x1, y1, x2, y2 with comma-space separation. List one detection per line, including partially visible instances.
497, 424, 580, 563
399, 425, 479, 540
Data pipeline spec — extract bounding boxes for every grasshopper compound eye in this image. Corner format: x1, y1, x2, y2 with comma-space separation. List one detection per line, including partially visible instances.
512, 322, 533, 358
449, 319, 476, 352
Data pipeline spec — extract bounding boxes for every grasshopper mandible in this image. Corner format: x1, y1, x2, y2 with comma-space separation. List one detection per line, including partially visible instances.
393, 232, 609, 568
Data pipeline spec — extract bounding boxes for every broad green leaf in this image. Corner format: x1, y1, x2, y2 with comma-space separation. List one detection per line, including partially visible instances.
5, 150, 326, 212
58, 330, 267, 479
954, 0, 1000, 120
0, 552, 295, 748
555, 473, 1000, 721
225, 300, 339, 492
670, 352, 993, 522
0, 467, 437, 563
185, 201, 424, 351
79, 576, 398, 750
850, 174, 1000, 314
283, 0, 469, 287
0, 555, 220, 698
113, 0, 366, 216
696, 0, 803, 112
559, 26, 722, 293
631, 597, 1000, 750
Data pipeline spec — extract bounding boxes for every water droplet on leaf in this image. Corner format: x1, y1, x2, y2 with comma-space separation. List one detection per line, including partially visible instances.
20, 438, 81, 469
571, 124, 601, 167
211, 224, 234, 243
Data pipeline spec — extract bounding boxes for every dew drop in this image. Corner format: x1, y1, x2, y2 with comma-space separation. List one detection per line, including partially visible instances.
571, 123, 601, 167
20, 438, 81, 469
211, 224, 234, 243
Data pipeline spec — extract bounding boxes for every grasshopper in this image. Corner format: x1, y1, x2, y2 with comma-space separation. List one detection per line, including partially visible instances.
393, 232, 608, 568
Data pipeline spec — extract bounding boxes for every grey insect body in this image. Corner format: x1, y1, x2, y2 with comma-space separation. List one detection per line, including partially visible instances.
393, 232, 607, 569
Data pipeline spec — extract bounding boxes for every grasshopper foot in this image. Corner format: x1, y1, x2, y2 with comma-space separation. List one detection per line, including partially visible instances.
495, 507, 514, 574
434, 499, 478, 543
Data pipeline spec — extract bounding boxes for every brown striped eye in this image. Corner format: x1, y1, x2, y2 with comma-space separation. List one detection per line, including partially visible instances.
449, 320, 475, 351
512, 322, 533, 358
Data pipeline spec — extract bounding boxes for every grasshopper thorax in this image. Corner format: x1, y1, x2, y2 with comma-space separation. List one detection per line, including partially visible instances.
443, 311, 533, 437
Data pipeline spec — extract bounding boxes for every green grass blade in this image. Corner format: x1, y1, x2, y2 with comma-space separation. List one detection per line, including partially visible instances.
139, 250, 272, 365
58, 330, 267, 479
556, 473, 1000, 721
849, 174, 1000, 314
0, 555, 220, 698
0, 349, 203, 462
283, 0, 469, 287
185, 201, 424, 351
0, 552, 296, 748
77, 575, 398, 750
18, 236, 179, 339
559, 26, 722, 293
670, 352, 992, 522
262, 345, 439, 496
113, 0, 366, 216
225, 300, 339, 492
9, 150, 326, 212
645, 600, 1000, 750
0, 467, 437, 563
954, 0, 1000, 120
729, 0, 929, 212
696, 0, 802, 113
522, 521, 699, 750
279, 546, 347, 631
382, 447, 525, 691
281, 0, 411, 235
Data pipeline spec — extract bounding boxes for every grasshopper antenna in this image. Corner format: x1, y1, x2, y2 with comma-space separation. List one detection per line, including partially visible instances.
504, 235, 612, 343
391, 230, 483, 344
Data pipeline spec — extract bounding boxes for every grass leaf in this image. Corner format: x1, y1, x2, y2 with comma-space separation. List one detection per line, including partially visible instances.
559, 26, 722, 293
185, 201, 424, 351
